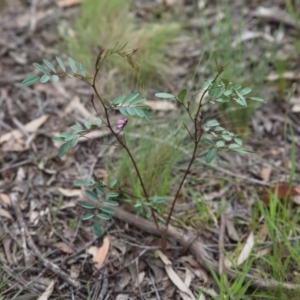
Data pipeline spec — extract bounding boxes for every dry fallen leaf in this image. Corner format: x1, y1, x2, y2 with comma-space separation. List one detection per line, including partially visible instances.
252, 6, 299, 29
70, 264, 80, 279
0, 208, 13, 220
231, 31, 274, 48
290, 95, 300, 112
261, 184, 300, 203
237, 232, 255, 266
0, 193, 11, 206
0, 114, 49, 144
260, 166, 272, 182
57, 188, 82, 197
266, 71, 300, 81
134, 271, 145, 287
88, 236, 110, 269
56, 0, 81, 7
156, 250, 196, 300
37, 280, 55, 300
145, 100, 177, 111
225, 218, 239, 241
54, 242, 74, 254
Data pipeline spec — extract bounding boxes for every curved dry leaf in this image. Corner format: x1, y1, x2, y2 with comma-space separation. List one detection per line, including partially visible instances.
57, 188, 82, 197
0, 208, 13, 220
88, 236, 110, 269
237, 232, 255, 266
54, 242, 74, 254
145, 100, 177, 111
37, 280, 55, 300
156, 250, 196, 300
0, 114, 49, 144
0, 194, 11, 206
56, 0, 81, 7
266, 71, 300, 81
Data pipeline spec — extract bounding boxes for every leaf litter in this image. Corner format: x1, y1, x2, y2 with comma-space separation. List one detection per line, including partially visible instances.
0, 0, 300, 299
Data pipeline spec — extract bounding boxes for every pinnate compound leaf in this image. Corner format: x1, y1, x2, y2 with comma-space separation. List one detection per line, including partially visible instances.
100, 206, 114, 214
206, 119, 219, 127
214, 126, 224, 132
234, 137, 242, 146
64, 133, 79, 141
231, 148, 253, 154
71, 135, 79, 148
250, 97, 265, 103
56, 56, 66, 72
223, 90, 232, 96
84, 120, 92, 129
239, 87, 252, 96
21, 75, 40, 86
40, 75, 50, 83
71, 124, 84, 133
128, 95, 145, 105
202, 80, 212, 90
109, 179, 118, 188
228, 143, 241, 149
216, 98, 229, 103
235, 90, 247, 107
203, 138, 214, 146
155, 93, 175, 99
107, 192, 119, 198
104, 199, 119, 206
68, 57, 77, 73
135, 108, 145, 118
59, 131, 73, 138
93, 221, 102, 237
51, 75, 59, 82
112, 95, 125, 105
216, 140, 225, 148
177, 89, 187, 103
96, 186, 105, 195
43, 59, 56, 73
73, 179, 95, 187
97, 213, 110, 221
85, 190, 99, 201
119, 107, 128, 116
82, 213, 94, 221
52, 136, 65, 142
235, 97, 247, 107
33, 63, 48, 74
126, 107, 136, 116
94, 119, 102, 126
79, 63, 86, 76
205, 148, 216, 164
222, 134, 232, 141
123, 92, 139, 104
58, 140, 72, 157
81, 202, 96, 209
143, 109, 152, 121
208, 88, 224, 98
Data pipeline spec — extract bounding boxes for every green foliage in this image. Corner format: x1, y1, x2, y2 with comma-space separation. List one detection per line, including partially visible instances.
112, 92, 152, 120
194, 0, 272, 134
21, 45, 264, 246
78, 178, 120, 235
21, 56, 88, 87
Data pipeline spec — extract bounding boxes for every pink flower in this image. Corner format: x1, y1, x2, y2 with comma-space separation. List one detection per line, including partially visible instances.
116, 118, 128, 130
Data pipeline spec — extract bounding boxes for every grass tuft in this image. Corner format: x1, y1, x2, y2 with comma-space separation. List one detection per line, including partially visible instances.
64, 0, 180, 95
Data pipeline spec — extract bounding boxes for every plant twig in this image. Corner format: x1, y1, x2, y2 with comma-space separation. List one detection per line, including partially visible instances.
112, 206, 300, 291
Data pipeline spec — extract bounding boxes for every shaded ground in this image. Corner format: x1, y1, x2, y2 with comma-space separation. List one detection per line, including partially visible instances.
0, 0, 300, 299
